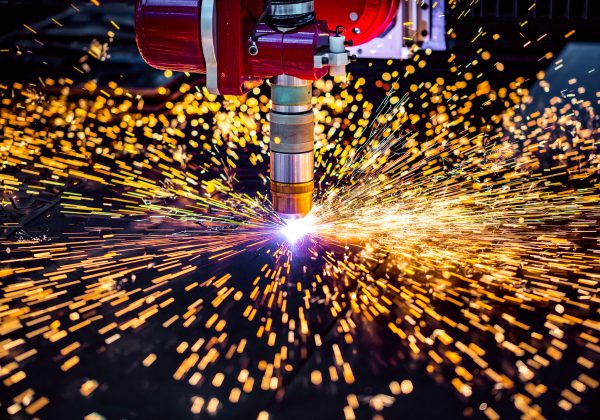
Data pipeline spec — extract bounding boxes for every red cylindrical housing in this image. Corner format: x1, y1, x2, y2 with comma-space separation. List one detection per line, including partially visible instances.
315, 0, 399, 45
135, 0, 206, 73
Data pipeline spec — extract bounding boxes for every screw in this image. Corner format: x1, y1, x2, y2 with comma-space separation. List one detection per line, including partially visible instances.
248, 43, 259, 56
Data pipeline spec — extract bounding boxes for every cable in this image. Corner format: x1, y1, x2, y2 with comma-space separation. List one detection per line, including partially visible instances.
248, 0, 272, 56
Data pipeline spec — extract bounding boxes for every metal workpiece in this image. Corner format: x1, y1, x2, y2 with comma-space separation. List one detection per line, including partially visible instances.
269, 75, 315, 218
272, 74, 311, 86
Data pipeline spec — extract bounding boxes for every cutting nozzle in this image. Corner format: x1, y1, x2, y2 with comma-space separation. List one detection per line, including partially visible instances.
270, 75, 315, 219
271, 180, 313, 219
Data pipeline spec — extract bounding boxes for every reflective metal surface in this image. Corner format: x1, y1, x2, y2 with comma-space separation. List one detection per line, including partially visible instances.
271, 180, 314, 219
201, 0, 219, 94
270, 1, 314, 16
272, 103, 313, 113
270, 74, 315, 219
273, 74, 311, 87
271, 151, 314, 183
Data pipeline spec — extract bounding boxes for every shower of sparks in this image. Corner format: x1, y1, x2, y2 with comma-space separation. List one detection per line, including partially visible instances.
1, 2, 600, 419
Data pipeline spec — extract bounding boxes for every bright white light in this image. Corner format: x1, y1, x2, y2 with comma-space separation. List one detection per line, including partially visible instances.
280, 214, 316, 243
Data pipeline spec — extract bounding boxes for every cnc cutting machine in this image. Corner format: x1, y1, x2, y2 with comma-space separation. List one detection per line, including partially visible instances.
135, 0, 444, 219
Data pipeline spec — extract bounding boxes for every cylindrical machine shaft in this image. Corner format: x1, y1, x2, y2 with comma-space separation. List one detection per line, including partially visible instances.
270, 75, 314, 219
264, 0, 316, 29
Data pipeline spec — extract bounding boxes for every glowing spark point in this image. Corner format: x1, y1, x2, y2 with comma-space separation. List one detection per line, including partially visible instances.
280, 214, 316, 243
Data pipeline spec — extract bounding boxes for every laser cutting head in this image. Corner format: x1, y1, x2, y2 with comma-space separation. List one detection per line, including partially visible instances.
134, 0, 401, 219
270, 75, 315, 219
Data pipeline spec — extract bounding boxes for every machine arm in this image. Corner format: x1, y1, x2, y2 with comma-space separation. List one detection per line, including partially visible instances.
135, 0, 400, 218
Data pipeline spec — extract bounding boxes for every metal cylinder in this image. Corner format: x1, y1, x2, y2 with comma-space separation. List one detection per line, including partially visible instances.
135, 0, 206, 73
328, 34, 347, 77
265, 0, 316, 29
270, 75, 314, 219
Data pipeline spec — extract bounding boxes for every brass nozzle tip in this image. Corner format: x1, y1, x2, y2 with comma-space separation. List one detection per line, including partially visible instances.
271, 181, 314, 219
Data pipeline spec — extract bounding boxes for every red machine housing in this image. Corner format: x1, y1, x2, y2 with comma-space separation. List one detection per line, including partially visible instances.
315, 0, 400, 45
247, 22, 330, 81
135, 0, 207, 73
135, 0, 399, 94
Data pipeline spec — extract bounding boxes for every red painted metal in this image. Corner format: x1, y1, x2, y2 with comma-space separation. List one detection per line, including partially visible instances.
135, 0, 399, 95
216, 0, 263, 94
281, 22, 330, 80
247, 22, 329, 81
135, 0, 206, 73
314, 0, 399, 45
